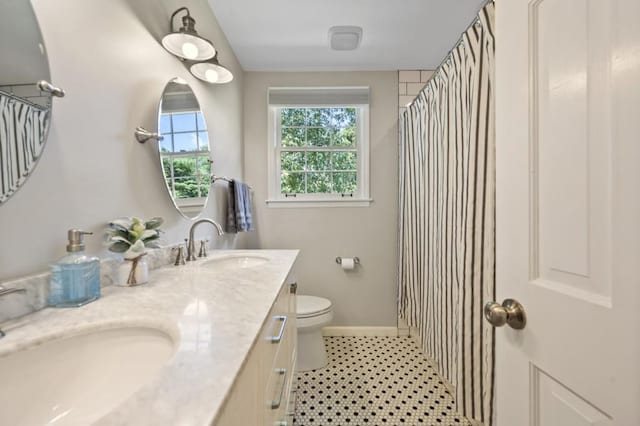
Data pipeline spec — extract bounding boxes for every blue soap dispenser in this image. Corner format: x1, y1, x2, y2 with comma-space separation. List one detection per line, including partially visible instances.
49, 229, 101, 307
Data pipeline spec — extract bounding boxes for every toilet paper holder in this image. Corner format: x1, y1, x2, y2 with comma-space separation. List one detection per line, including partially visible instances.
335, 257, 360, 265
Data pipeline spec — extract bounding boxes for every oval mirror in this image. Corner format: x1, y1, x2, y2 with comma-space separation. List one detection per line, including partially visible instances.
0, 1, 52, 204
158, 78, 211, 219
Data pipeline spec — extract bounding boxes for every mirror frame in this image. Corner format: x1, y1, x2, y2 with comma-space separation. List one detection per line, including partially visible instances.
156, 78, 212, 220
0, 1, 53, 205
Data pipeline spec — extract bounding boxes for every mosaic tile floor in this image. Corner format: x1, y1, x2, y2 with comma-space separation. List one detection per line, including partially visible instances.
294, 336, 471, 426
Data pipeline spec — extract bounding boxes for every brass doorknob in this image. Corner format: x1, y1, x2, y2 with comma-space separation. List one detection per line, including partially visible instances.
484, 299, 526, 330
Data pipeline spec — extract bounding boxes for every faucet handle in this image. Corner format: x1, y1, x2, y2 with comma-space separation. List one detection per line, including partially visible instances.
198, 240, 209, 258
172, 244, 186, 266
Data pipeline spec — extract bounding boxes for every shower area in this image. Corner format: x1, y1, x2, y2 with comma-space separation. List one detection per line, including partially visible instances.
398, 2, 495, 425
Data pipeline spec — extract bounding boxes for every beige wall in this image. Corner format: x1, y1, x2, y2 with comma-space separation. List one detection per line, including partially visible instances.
244, 72, 399, 326
0, 0, 246, 280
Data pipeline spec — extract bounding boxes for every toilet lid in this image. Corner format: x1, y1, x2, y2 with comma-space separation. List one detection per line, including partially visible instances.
297, 295, 332, 318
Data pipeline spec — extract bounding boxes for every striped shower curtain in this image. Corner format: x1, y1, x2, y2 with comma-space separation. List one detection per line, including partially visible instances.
398, 2, 495, 424
0, 92, 49, 203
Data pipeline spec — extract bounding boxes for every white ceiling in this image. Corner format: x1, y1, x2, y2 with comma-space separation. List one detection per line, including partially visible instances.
207, 0, 487, 71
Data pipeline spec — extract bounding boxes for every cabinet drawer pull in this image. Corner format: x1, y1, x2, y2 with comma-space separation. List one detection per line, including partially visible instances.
271, 368, 288, 409
289, 282, 298, 294
270, 315, 287, 343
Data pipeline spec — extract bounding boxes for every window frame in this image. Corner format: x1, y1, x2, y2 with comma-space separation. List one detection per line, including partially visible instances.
267, 102, 371, 208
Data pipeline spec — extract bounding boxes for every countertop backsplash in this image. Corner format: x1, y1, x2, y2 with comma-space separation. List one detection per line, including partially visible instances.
0, 245, 181, 323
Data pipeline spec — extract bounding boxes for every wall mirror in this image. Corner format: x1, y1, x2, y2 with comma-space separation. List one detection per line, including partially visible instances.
158, 78, 211, 219
0, 0, 53, 204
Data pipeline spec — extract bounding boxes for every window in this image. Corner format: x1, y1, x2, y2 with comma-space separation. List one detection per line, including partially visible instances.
159, 111, 211, 204
267, 87, 371, 207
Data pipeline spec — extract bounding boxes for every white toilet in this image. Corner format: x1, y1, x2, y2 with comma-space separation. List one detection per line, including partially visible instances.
296, 295, 333, 372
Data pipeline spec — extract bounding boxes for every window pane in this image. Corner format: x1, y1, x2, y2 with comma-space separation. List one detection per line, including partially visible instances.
281, 108, 306, 126
160, 114, 172, 134
196, 112, 207, 130
281, 172, 305, 193
281, 127, 305, 147
197, 156, 211, 176
307, 172, 331, 193
281, 151, 305, 171
332, 108, 356, 127
161, 157, 172, 176
174, 177, 199, 198
174, 132, 198, 152
306, 127, 331, 147
172, 157, 197, 178
198, 175, 210, 197
333, 126, 356, 147
306, 151, 331, 171
166, 178, 175, 194
332, 151, 357, 170
307, 108, 332, 127
333, 172, 357, 193
198, 132, 209, 151
160, 134, 173, 153
172, 113, 197, 132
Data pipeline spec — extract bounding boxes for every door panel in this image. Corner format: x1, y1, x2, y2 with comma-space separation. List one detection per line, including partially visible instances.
532, 0, 613, 301
495, 0, 640, 424
533, 368, 612, 426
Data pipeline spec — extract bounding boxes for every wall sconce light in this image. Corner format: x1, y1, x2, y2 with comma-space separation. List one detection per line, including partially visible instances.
162, 7, 216, 61
190, 53, 234, 84
162, 7, 234, 84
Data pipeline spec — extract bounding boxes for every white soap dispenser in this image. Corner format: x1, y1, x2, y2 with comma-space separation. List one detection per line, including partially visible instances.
48, 229, 101, 307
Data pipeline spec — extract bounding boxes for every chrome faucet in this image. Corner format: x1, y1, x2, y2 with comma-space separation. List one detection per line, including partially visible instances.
0, 286, 26, 338
187, 218, 224, 261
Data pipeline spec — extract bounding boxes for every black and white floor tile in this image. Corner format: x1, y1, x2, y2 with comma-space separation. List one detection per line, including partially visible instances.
294, 336, 471, 426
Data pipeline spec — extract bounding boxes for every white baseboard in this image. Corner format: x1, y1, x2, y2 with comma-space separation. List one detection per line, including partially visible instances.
322, 326, 399, 337
409, 327, 420, 339
397, 318, 410, 336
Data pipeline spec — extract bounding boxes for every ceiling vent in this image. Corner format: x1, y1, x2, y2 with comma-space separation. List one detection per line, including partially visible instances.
329, 26, 362, 51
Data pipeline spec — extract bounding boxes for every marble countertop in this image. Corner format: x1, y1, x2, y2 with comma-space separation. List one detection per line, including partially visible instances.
0, 249, 299, 426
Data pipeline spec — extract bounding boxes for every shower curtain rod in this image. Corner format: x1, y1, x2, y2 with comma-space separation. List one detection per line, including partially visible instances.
407, 0, 494, 108
0, 89, 48, 111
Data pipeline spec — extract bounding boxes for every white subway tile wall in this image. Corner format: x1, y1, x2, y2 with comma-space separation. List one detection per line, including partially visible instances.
398, 70, 434, 114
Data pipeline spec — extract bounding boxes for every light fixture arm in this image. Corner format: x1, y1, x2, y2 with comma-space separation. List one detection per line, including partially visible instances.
169, 7, 194, 34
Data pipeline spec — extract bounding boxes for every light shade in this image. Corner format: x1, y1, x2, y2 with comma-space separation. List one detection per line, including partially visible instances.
329, 26, 363, 51
162, 8, 216, 61
190, 56, 234, 84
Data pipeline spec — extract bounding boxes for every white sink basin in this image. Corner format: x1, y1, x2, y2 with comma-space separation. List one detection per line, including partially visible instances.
0, 327, 175, 425
203, 255, 269, 269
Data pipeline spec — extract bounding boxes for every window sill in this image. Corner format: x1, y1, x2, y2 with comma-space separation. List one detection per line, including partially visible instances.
266, 198, 373, 208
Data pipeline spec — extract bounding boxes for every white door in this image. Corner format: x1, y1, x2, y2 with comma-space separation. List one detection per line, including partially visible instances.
495, 0, 640, 424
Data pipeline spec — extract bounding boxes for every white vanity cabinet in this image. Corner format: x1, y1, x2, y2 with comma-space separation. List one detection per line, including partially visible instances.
215, 276, 297, 426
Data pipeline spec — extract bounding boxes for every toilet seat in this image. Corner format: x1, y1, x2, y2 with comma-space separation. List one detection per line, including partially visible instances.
297, 295, 332, 318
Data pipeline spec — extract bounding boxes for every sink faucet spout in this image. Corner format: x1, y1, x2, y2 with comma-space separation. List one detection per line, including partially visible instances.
187, 218, 224, 261
0, 286, 26, 338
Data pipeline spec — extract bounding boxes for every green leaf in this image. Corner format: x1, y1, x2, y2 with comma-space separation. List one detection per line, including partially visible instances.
144, 217, 164, 230
106, 228, 129, 240
124, 240, 146, 259
140, 232, 159, 243
108, 241, 130, 253
109, 236, 131, 245
110, 218, 132, 230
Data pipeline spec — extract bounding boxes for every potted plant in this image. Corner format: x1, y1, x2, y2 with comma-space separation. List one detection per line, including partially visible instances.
106, 217, 163, 286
